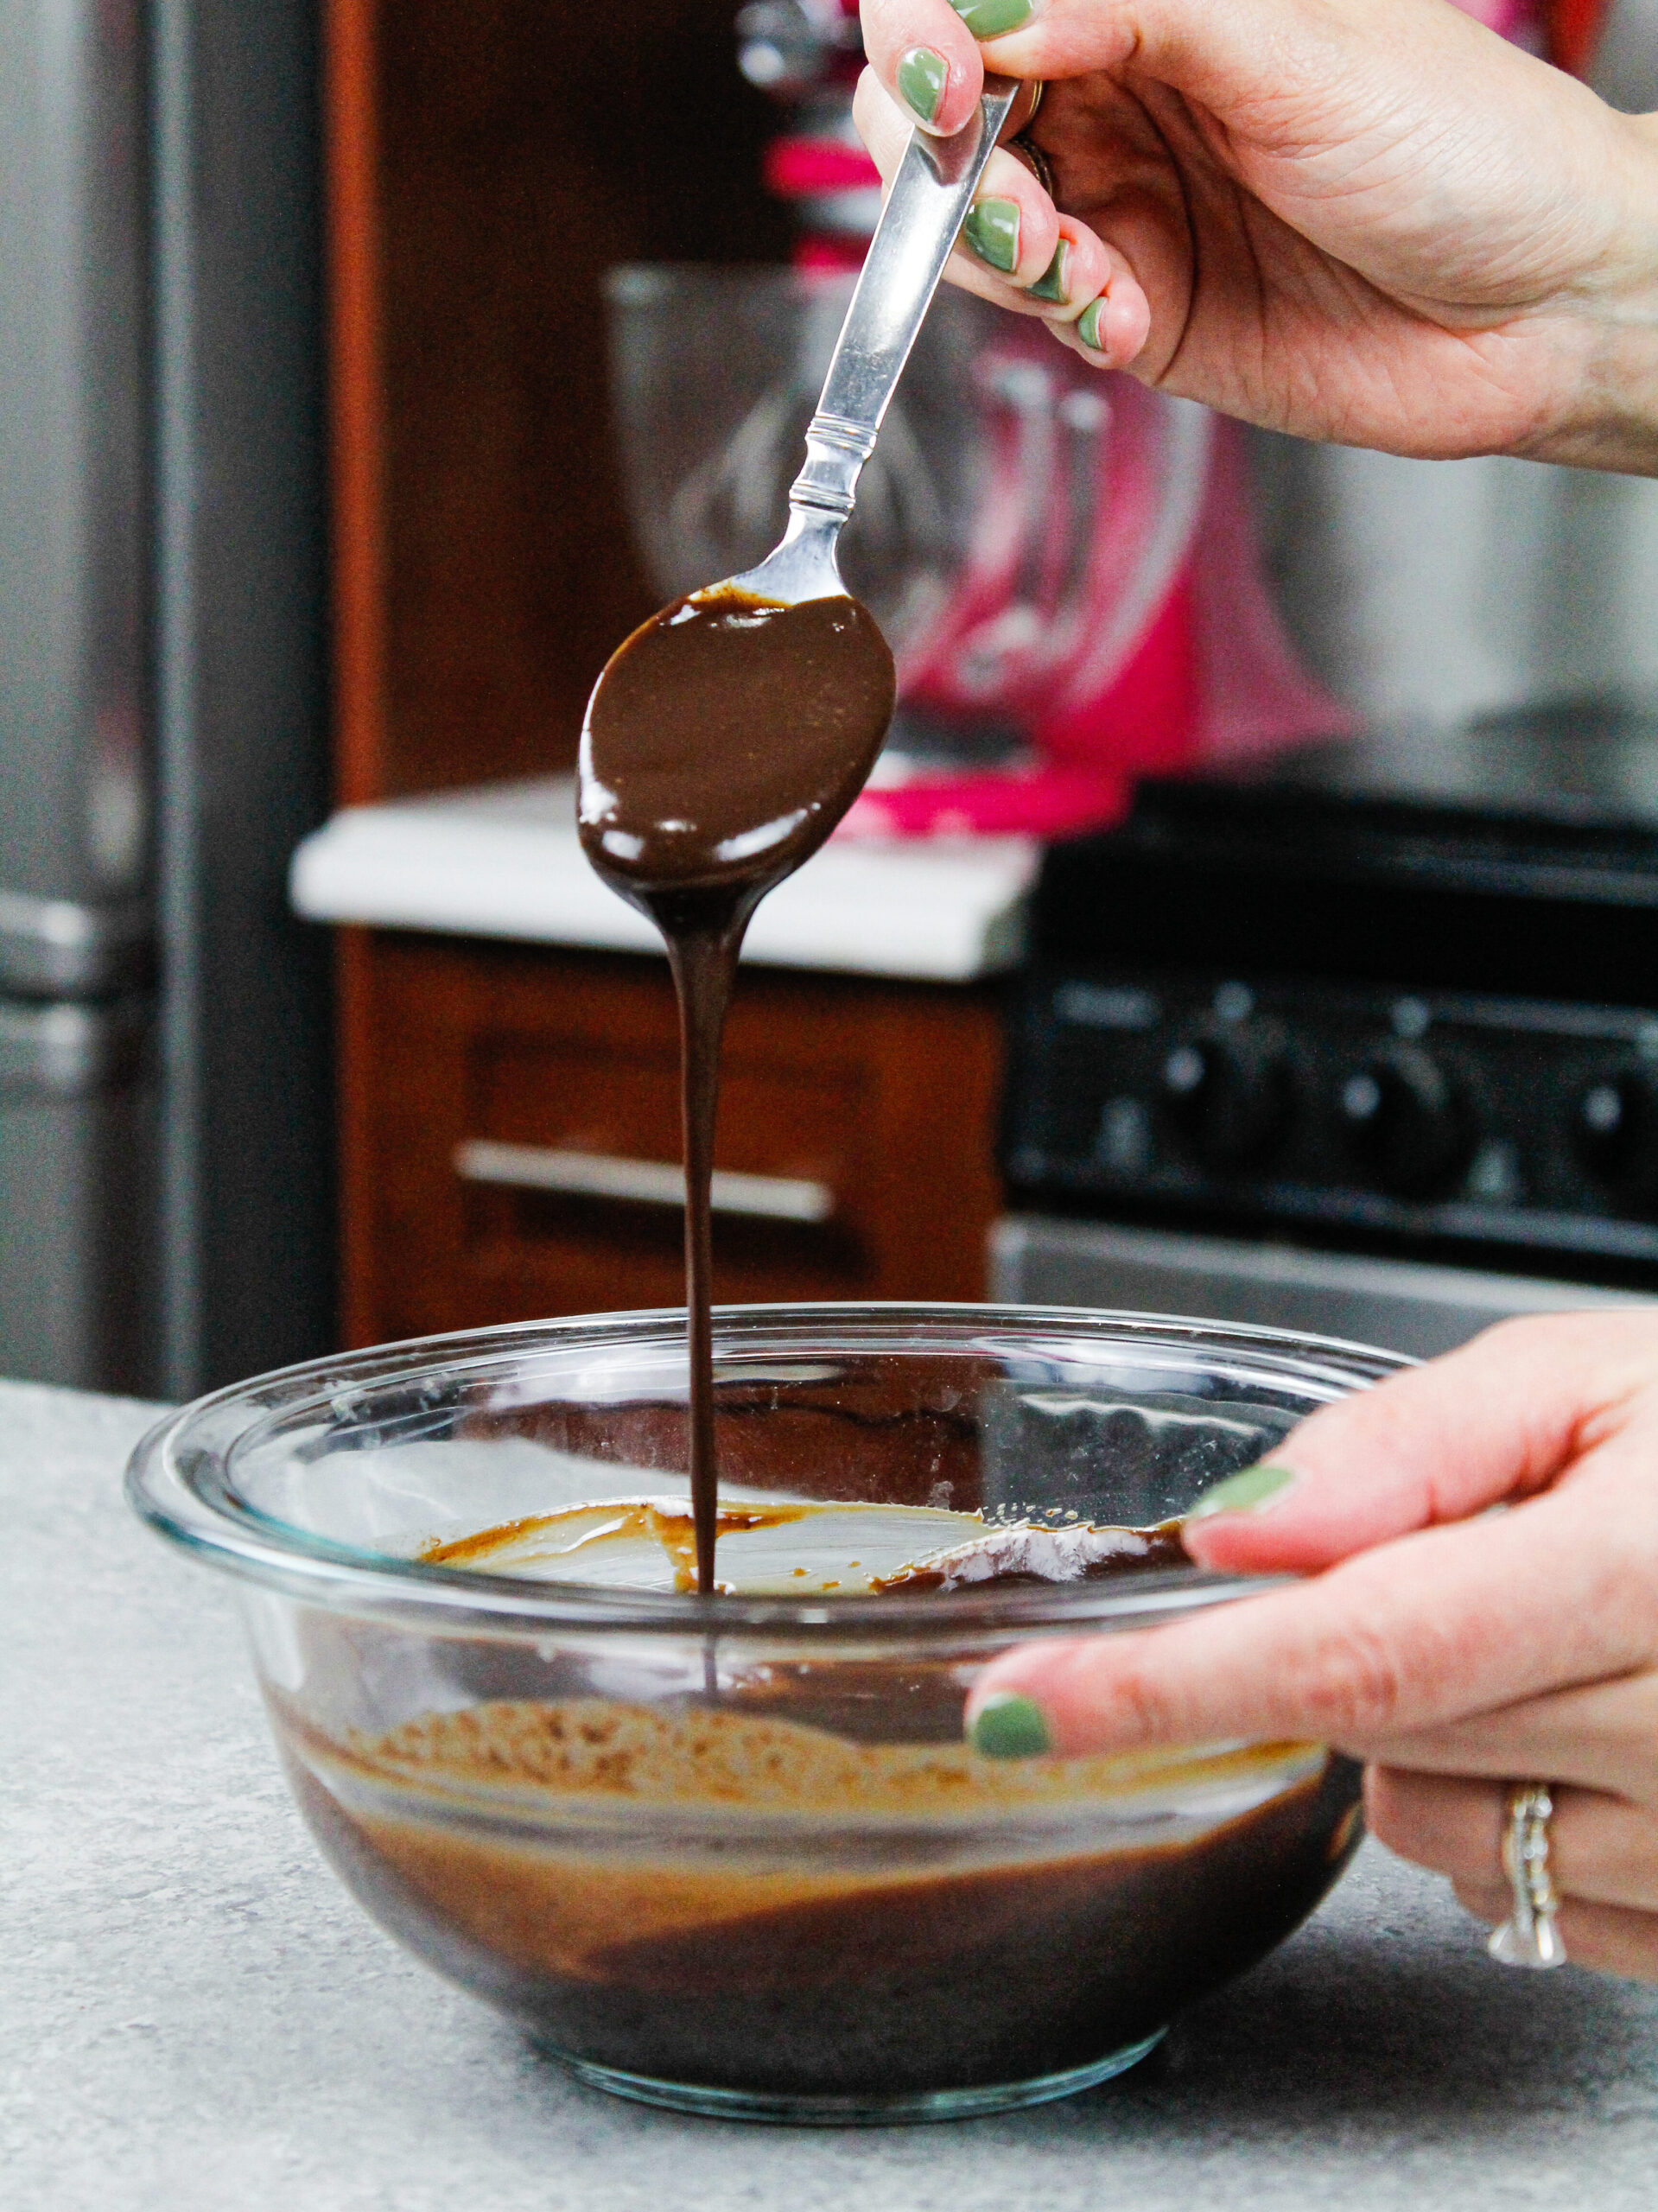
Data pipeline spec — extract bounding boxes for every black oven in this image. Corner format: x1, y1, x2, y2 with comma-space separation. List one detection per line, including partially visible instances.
995, 701, 1658, 1356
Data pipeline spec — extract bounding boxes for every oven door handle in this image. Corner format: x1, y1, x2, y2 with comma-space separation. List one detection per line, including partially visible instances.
453, 1139, 836, 1225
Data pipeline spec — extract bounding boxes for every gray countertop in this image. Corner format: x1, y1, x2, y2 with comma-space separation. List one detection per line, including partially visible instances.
8, 1375, 1658, 2210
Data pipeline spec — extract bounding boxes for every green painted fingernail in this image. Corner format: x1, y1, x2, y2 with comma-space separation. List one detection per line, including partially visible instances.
964, 197, 1020, 274
1187, 1463, 1300, 1520
969, 1692, 1053, 1760
950, 0, 1036, 36
898, 46, 949, 124
1028, 241, 1070, 304
1077, 296, 1109, 352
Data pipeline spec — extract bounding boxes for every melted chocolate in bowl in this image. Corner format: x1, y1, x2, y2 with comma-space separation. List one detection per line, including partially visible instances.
133, 1313, 1395, 2117
276, 1679, 1362, 2103
578, 590, 895, 1592
265, 1497, 1363, 2107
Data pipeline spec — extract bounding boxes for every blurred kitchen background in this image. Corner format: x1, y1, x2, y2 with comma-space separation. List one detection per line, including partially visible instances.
10, 0, 1658, 1401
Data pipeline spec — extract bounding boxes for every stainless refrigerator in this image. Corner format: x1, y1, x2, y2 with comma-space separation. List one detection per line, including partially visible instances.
0, 0, 332, 1399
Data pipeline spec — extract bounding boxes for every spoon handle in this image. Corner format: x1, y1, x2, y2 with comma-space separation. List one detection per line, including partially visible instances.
789, 76, 1021, 529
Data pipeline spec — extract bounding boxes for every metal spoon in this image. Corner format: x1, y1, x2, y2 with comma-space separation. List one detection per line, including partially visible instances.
576, 73, 1023, 882
723, 73, 1021, 611
576, 73, 1026, 882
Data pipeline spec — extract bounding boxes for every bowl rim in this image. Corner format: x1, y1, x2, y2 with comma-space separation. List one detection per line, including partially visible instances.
125, 1300, 1410, 1639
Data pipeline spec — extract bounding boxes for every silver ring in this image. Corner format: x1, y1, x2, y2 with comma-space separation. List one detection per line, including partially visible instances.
1488, 1783, 1567, 1969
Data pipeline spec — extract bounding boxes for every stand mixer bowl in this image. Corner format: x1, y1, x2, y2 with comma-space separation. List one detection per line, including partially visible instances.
603, 265, 1210, 781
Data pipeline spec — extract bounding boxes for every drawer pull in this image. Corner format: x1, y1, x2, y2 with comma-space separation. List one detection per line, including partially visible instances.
454, 1139, 835, 1224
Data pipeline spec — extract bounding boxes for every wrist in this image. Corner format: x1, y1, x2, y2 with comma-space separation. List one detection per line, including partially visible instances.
1528, 108, 1658, 475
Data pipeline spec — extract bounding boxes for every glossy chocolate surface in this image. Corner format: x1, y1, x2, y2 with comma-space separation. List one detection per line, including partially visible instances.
580, 592, 895, 901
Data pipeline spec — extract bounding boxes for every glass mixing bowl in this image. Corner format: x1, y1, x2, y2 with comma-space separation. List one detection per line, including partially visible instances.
127, 1304, 1403, 2125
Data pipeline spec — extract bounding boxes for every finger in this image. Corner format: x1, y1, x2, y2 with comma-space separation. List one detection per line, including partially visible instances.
858, 0, 1138, 137
1182, 1310, 1658, 1575
854, 71, 1059, 289
949, 144, 1062, 286
863, 0, 1318, 123
966, 1454, 1658, 1758
1369, 1765, 1658, 1914
851, 62, 1151, 360
1452, 1878, 1658, 1982
859, 0, 985, 137
1361, 1670, 1658, 1808
1003, 212, 1115, 323
1368, 1769, 1506, 1883
854, 62, 924, 178
854, 64, 1147, 353
870, 0, 1521, 132
1051, 243, 1152, 365
1001, 224, 1153, 371
864, 0, 1139, 86
1452, 1876, 1511, 1925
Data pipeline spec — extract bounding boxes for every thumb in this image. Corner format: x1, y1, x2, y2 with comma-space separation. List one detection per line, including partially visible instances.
1181, 1309, 1655, 1575
859, 0, 987, 137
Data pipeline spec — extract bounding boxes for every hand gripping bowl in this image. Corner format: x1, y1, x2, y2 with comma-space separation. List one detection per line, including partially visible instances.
128, 1304, 1403, 2125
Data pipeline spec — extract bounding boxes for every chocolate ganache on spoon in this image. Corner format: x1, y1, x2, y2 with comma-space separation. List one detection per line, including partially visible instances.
580, 594, 893, 1596
580, 80, 1020, 1593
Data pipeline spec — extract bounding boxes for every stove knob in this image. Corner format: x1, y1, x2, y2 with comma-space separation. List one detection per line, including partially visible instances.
1159, 1027, 1286, 1169
1336, 1044, 1469, 1198
1573, 1069, 1658, 1205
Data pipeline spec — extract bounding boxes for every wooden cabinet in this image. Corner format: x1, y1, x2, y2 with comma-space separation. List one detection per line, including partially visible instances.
325, 5, 1007, 1349
327, 0, 790, 806
339, 931, 1005, 1346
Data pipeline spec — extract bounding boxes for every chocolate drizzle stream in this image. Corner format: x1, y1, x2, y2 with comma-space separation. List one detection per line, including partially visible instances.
578, 589, 896, 1591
